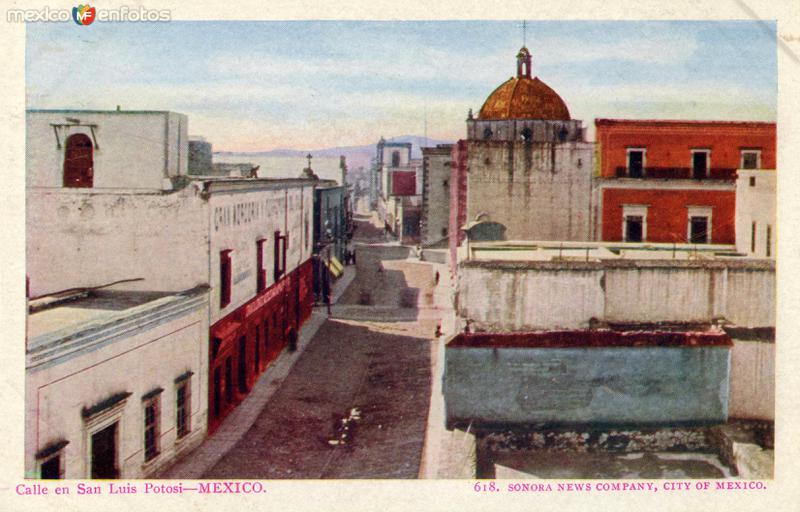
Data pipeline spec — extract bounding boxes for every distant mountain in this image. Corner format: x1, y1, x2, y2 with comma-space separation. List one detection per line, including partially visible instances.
214, 135, 454, 170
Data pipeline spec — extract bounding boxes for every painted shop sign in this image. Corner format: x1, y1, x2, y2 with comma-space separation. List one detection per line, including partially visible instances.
213, 197, 286, 232
243, 279, 287, 318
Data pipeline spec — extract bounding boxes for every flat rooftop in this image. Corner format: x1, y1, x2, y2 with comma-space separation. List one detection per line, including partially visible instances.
28, 290, 176, 340
447, 329, 732, 349
27, 287, 208, 362
460, 240, 775, 269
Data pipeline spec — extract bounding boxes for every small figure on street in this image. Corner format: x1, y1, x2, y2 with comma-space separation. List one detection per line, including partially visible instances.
434, 270, 440, 285
434, 323, 442, 338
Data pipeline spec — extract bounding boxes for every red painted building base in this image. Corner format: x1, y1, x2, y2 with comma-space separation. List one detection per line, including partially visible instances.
207, 259, 314, 434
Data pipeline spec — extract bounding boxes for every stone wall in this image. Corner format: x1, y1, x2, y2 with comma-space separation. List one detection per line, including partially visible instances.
465, 140, 593, 242
728, 340, 774, 420
457, 259, 775, 330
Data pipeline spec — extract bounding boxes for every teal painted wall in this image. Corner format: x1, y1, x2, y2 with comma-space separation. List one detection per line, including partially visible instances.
444, 346, 729, 428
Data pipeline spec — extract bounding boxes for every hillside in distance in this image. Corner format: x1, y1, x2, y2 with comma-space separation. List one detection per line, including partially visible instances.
215, 135, 453, 171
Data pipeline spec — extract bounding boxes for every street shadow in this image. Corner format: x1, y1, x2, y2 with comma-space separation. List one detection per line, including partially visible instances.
338, 246, 428, 315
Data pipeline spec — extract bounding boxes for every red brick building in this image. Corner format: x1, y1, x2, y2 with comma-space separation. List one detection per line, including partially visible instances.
595, 119, 776, 245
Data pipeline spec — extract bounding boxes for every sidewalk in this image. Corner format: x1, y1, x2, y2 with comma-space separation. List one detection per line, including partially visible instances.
418, 261, 476, 479
159, 266, 356, 479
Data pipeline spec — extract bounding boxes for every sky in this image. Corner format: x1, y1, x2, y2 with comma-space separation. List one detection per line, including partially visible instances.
26, 20, 777, 152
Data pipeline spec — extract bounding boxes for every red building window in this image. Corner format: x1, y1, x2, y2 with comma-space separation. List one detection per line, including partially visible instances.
626, 148, 645, 178
622, 205, 648, 243
274, 231, 287, 281
256, 239, 266, 292
689, 217, 709, 244
63, 133, 94, 188
691, 150, 710, 179
220, 250, 232, 308
687, 207, 712, 244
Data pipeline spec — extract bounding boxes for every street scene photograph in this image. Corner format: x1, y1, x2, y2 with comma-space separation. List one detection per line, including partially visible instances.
18, 13, 784, 496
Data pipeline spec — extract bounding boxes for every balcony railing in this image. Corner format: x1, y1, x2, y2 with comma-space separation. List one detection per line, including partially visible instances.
614, 166, 737, 180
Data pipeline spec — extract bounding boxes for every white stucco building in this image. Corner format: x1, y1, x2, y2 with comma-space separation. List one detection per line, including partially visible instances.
25, 288, 209, 479
735, 169, 776, 258
24, 109, 318, 478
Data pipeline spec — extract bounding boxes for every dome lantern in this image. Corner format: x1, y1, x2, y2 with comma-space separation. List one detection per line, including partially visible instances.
516, 46, 532, 78
477, 47, 570, 121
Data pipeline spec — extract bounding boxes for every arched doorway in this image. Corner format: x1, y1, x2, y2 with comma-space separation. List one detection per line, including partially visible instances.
63, 133, 94, 187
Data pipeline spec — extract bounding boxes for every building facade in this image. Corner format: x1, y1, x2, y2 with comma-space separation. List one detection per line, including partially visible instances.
25, 109, 208, 479
372, 139, 422, 243
25, 288, 209, 479
735, 169, 776, 258
449, 47, 594, 255
595, 119, 776, 245
421, 144, 453, 246
188, 136, 213, 175
312, 182, 350, 301
25, 109, 318, 476
204, 178, 315, 434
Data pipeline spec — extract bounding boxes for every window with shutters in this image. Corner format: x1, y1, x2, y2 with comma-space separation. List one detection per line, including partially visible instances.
175, 377, 191, 439
143, 394, 161, 462
63, 133, 94, 187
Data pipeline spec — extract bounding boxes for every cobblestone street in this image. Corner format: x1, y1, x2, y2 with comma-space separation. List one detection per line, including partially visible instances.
205, 216, 438, 478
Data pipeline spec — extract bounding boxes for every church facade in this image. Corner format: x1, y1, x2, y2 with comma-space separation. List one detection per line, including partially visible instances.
449, 47, 594, 257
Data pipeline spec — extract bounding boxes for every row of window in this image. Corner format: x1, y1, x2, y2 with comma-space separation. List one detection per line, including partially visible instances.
38, 376, 193, 479
220, 232, 288, 309
625, 148, 762, 178
622, 205, 714, 244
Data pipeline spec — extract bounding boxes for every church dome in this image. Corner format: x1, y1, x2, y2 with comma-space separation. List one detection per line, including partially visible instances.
478, 47, 571, 121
